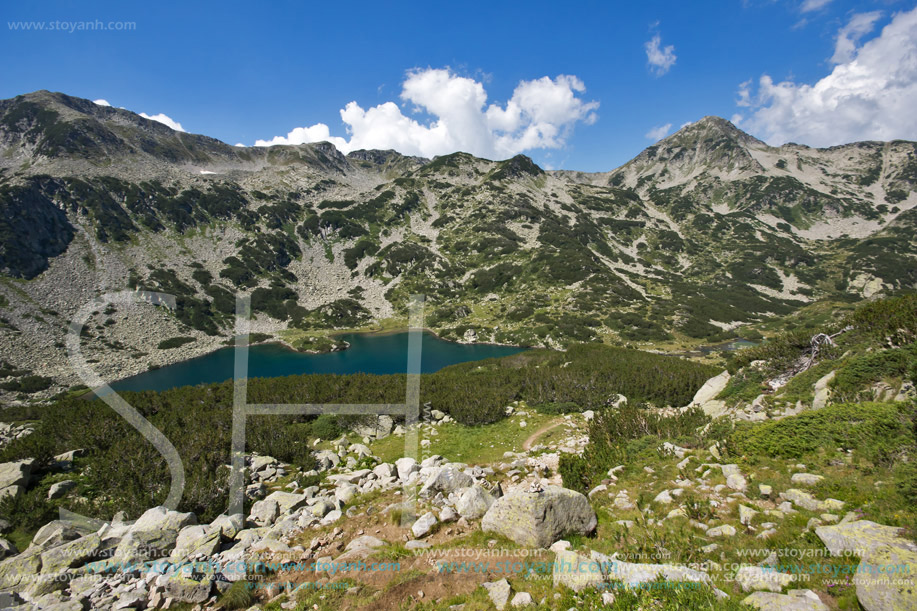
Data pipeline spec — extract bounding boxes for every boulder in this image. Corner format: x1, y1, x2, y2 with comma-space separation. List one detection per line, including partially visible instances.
735, 565, 796, 592
483, 578, 512, 610
419, 466, 473, 498
511, 591, 534, 607
112, 506, 197, 566
352, 415, 395, 439
706, 525, 737, 538
164, 574, 212, 603
812, 371, 835, 410
248, 498, 279, 527
250, 455, 277, 472
40, 533, 101, 574
314, 450, 341, 470
690, 371, 730, 407
0, 550, 41, 590
412, 512, 438, 538
781, 489, 820, 512
743, 589, 829, 610
169, 525, 221, 561
594, 550, 712, 590
552, 550, 605, 591
348, 443, 373, 458
791, 473, 824, 486
481, 485, 597, 548
30, 521, 84, 550
395, 456, 420, 481
210, 513, 244, 539
815, 520, 917, 611
47, 480, 76, 500
0, 459, 35, 498
455, 485, 495, 520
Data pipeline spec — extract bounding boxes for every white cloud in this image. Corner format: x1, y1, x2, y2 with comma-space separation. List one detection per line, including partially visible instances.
254, 68, 598, 159
93, 99, 111, 107
831, 11, 881, 64
800, 0, 833, 13
736, 6, 917, 147
645, 123, 672, 140
139, 112, 186, 133
645, 34, 677, 76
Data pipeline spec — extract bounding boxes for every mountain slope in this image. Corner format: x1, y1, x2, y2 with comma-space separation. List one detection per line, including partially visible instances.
0, 92, 915, 398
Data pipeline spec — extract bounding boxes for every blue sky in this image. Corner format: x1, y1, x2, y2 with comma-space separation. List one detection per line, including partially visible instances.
2, 0, 916, 171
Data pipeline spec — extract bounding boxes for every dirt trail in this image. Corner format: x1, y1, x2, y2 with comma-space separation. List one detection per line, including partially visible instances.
522, 421, 566, 451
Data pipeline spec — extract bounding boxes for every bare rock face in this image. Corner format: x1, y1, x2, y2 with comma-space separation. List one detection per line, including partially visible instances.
481, 485, 596, 548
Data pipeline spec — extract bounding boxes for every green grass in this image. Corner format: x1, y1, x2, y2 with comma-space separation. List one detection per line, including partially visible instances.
368, 409, 564, 465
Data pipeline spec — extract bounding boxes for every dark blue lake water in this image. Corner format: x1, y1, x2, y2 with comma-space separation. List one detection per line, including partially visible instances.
109, 332, 526, 393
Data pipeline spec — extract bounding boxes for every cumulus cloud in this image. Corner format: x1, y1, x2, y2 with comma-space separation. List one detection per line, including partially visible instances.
645, 34, 677, 76
645, 123, 673, 140
800, 0, 833, 13
93, 99, 111, 107
139, 112, 186, 132
254, 68, 598, 159
735, 6, 917, 147
831, 11, 881, 64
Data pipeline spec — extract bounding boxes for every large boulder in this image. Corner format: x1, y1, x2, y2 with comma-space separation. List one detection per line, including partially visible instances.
419, 466, 473, 498
40, 533, 101, 574
112, 506, 197, 567
395, 457, 419, 481
455, 485, 495, 520
815, 520, 917, 611
481, 485, 596, 548
169, 525, 222, 562
690, 371, 730, 407
30, 520, 85, 550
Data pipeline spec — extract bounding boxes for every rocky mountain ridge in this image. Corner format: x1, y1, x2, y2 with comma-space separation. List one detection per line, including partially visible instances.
1, 91, 916, 398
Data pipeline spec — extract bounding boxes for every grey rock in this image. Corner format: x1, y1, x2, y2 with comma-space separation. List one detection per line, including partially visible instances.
47, 480, 76, 499
483, 578, 512, 610
455, 485, 495, 520
420, 466, 473, 498
112, 505, 197, 566
412, 512, 438, 538
481, 485, 597, 548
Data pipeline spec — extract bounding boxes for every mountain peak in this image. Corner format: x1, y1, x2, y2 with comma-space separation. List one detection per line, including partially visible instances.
670, 116, 764, 146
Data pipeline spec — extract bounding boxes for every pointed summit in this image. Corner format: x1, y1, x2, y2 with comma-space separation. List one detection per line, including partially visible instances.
610, 116, 766, 188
